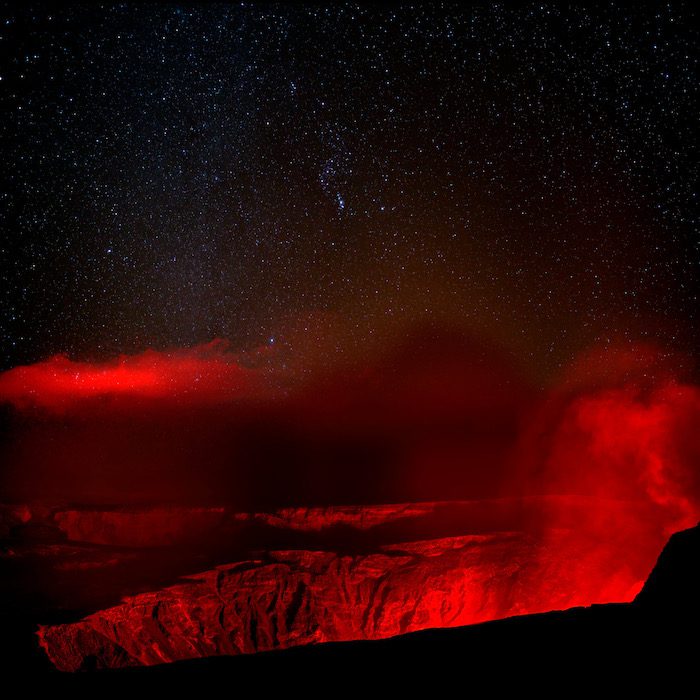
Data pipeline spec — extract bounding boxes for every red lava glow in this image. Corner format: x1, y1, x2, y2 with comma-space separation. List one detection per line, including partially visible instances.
1, 333, 699, 664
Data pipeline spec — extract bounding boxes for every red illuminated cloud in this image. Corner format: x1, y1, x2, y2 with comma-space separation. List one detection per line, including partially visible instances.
541, 381, 700, 533
515, 342, 700, 540
0, 340, 267, 411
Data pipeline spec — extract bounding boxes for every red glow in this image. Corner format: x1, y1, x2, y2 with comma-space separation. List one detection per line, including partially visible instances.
516, 378, 700, 544
1, 334, 699, 669
550, 383, 698, 528
0, 340, 264, 411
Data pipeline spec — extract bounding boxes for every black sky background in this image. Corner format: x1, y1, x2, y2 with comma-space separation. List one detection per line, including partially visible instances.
0, 2, 697, 377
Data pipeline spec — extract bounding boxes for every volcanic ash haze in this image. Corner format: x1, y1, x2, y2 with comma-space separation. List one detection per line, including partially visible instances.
0, 329, 697, 532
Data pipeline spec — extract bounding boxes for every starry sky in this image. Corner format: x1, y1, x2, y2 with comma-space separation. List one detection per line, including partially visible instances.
0, 2, 697, 376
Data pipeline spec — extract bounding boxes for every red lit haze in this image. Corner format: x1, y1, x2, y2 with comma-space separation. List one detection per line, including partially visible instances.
1, 335, 699, 668
0, 340, 266, 411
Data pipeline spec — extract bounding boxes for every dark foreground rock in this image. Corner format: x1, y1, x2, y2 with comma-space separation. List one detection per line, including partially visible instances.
634, 520, 700, 616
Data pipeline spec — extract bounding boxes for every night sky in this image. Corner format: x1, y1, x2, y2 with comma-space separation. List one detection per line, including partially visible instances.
0, 2, 697, 376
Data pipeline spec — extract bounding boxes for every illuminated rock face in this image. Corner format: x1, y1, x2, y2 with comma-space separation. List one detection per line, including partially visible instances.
38, 528, 646, 672
17, 496, 663, 546
22, 496, 687, 671
52, 507, 227, 547
49, 503, 439, 546
232, 502, 440, 532
0, 504, 32, 537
